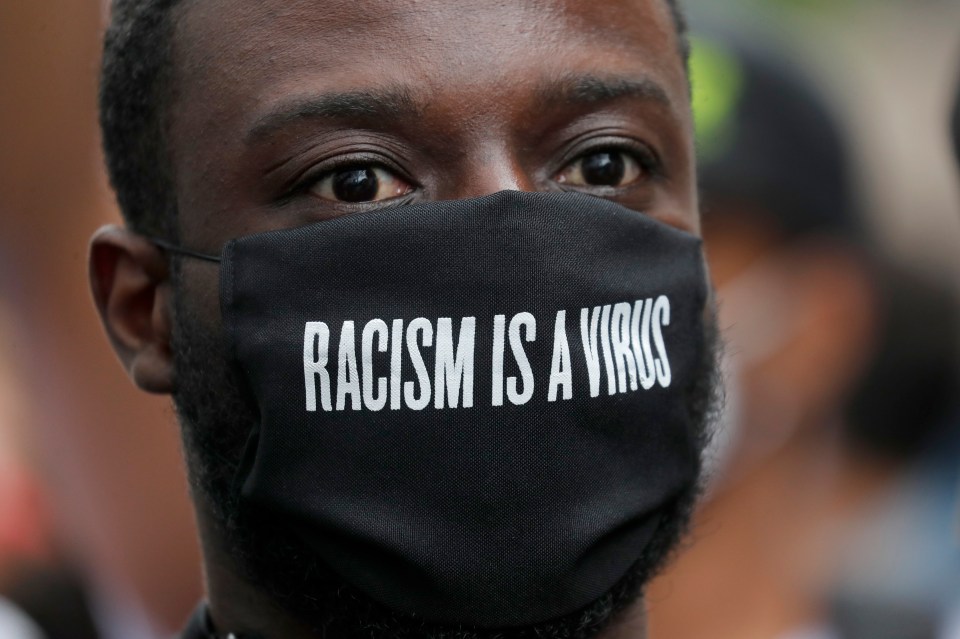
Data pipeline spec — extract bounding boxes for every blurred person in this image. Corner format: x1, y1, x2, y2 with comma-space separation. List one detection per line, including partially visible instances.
824, 267, 960, 639
88, 0, 725, 637
0, 303, 50, 639
0, 2, 203, 637
648, 28, 959, 639
0, 303, 47, 576
0, 295, 102, 639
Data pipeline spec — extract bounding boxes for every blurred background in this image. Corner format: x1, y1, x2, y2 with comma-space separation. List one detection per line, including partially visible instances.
0, 1, 958, 638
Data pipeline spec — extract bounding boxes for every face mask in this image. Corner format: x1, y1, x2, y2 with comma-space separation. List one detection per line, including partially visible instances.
157, 190, 710, 627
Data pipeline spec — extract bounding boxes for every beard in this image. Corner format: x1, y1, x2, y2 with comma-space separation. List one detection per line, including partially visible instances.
171, 267, 722, 639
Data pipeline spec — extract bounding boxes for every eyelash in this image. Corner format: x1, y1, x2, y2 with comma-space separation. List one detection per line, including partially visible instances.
560, 138, 663, 181
283, 152, 416, 202
282, 138, 663, 204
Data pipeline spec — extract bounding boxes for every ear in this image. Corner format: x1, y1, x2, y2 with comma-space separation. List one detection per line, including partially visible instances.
89, 225, 174, 394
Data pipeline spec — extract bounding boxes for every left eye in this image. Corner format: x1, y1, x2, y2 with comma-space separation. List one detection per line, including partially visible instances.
309, 165, 413, 203
555, 150, 643, 188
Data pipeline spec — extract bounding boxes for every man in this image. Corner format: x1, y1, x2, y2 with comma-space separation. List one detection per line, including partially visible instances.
89, 1, 720, 637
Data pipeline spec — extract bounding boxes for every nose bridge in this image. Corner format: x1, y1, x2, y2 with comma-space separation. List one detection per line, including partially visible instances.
437, 139, 538, 200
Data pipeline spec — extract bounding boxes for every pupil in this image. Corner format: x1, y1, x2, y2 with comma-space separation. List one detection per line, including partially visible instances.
332, 168, 379, 202
581, 152, 625, 186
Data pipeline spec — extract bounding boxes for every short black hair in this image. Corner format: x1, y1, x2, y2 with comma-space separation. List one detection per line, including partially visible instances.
98, 0, 689, 238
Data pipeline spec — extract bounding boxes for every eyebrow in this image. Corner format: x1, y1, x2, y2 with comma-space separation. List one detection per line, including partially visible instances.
536, 73, 672, 109
246, 86, 421, 144
245, 73, 671, 144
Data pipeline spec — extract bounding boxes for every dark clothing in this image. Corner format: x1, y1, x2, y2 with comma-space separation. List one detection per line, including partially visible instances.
3, 565, 100, 639
181, 605, 213, 639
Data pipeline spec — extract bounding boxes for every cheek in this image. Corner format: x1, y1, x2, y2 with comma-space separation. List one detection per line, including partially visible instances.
652, 190, 700, 235
686, 186, 701, 234
672, 153, 700, 234
174, 260, 225, 334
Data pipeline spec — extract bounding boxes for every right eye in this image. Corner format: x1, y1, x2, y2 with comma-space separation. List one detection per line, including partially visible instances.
309, 165, 414, 203
554, 149, 646, 190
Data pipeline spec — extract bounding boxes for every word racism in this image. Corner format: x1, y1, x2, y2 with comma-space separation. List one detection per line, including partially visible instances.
304, 297, 674, 412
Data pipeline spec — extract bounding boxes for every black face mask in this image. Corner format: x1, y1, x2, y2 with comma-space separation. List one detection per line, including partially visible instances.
160, 190, 709, 628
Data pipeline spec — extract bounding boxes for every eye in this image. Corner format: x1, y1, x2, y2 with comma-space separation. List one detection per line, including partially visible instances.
555, 150, 644, 189
310, 165, 413, 203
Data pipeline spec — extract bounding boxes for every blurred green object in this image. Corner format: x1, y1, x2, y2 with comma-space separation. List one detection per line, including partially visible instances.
689, 27, 859, 239
690, 36, 745, 162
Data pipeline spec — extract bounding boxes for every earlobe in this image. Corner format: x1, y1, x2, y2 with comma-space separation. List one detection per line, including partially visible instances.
89, 225, 175, 394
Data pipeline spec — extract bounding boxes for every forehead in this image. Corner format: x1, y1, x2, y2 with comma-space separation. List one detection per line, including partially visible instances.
170, 0, 687, 126
173, 0, 681, 66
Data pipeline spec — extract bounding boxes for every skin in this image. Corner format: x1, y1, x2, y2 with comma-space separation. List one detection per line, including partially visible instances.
89, 0, 697, 635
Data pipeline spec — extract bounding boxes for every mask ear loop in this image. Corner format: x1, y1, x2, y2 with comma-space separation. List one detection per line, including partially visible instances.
148, 237, 222, 263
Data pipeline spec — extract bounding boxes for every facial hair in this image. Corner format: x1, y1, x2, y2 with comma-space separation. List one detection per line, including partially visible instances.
170, 266, 722, 639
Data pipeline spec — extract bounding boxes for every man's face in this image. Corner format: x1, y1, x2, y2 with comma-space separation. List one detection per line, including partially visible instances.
164, 0, 703, 635
168, 0, 696, 303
